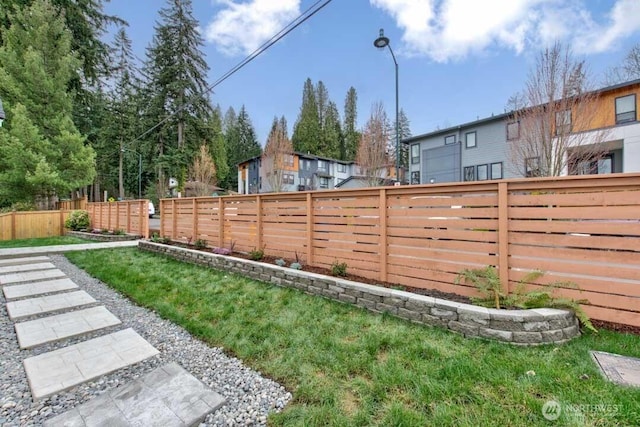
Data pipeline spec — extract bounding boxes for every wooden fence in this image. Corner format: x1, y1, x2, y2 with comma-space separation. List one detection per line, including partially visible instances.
56, 196, 88, 211
159, 174, 640, 327
87, 200, 149, 238
0, 210, 72, 241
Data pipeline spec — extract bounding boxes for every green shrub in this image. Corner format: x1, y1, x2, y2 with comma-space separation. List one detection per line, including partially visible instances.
331, 260, 348, 277
64, 210, 91, 231
249, 247, 264, 261
194, 239, 207, 250
114, 229, 126, 236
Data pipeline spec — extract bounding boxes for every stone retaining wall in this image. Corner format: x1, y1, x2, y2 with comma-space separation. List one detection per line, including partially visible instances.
139, 241, 580, 345
67, 231, 140, 242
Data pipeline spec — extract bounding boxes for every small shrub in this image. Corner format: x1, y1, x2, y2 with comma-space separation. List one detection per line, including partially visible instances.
290, 262, 302, 270
249, 247, 264, 261
101, 228, 110, 234
150, 232, 161, 242
331, 260, 348, 277
391, 285, 406, 291
275, 258, 286, 267
194, 239, 207, 250
65, 210, 91, 231
114, 229, 126, 236
160, 236, 172, 244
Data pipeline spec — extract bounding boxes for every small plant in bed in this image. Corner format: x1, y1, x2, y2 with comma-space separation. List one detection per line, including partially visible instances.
194, 239, 207, 250
331, 260, 348, 277
275, 258, 286, 267
249, 247, 265, 261
64, 210, 90, 231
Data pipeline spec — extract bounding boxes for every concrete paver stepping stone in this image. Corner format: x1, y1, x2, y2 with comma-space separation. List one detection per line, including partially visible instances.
0, 269, 66, 286
3, 278, 78, 301
24, 328, 159, 400
0, 262, 56, 275
0, 256, 50, 267
6, 290, 96, 321
15, 306, 121, 349
43, 362, 225, 426
591, 350, 640, 387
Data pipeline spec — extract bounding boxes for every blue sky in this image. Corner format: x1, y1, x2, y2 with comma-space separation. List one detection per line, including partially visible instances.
104, 0, 640, 145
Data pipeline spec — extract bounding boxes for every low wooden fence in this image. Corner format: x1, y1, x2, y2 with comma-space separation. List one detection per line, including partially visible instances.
56, 196, 88, 211
87, 200, 149, 238
0, 210, 72, 241
159, 174, 640, 327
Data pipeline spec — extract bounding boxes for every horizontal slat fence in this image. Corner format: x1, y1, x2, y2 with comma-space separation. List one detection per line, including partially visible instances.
0, 210, 71, 240
159, 174, 640, 327
87, 200, 149, 238
56, 196, 88, 211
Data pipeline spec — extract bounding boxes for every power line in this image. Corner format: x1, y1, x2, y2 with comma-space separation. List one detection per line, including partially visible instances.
123, 0, 334, 151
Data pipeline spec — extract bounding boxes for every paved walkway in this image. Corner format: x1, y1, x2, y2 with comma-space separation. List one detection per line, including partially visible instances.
0, 247, 225, 425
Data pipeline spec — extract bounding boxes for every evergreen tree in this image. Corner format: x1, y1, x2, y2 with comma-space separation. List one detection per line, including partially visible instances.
343, 87, 360, 161
323, 101, 343, 159
144, 0, 213, 194
391, 109, 412, 171
221, 105, 261, 190
292, 78, 320, 154
0, 0, 95, 207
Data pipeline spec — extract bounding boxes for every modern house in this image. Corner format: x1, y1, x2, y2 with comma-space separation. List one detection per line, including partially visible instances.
237, 152, 356, 194
404, 78, 640, 184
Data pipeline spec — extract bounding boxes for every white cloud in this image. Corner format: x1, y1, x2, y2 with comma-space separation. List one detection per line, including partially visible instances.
370, 0, 640, 62
206, 0, 301, 56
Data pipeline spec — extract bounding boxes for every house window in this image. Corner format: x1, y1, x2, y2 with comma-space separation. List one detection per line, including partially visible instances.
615, 94, 636, 124
337, 163, 346, 173
463, 166, 475, 181
525, 157, 540, 177
555, 110, 572, 135
318, 160, 328, 172
506, 122, 519, 140
410, 171, 420, 184
570, 153, 614, 175
465, 131, 477, 149
319, 177, 329, 189
477, 164, 488, 180
491, 162, 503, 180
284, 155, 294, 167
283, 173, 294, 185
444, 135, 456, 145
411, 144, 420, 164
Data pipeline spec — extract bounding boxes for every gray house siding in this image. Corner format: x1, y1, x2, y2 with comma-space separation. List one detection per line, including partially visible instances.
248, 160, 260, 193
460, 119, 516, 181
422, 143, 461, 184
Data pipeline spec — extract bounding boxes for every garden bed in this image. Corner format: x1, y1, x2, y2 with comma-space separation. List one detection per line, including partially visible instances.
139, 241, 581, 345
66, 230, 140, 242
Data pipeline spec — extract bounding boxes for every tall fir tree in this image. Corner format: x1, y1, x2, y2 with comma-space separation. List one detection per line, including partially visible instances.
0, 0, 95, 207
343, 86, 360, 161
391, 109, 412, 171
323, 101, 343, 159
221, 105, 261, 191
292, 78, 320, 154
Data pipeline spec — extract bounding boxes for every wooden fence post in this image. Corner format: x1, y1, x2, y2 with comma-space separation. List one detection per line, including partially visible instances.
192, 198, 198, 241
379, 188, 388, 282
159, 200, 165, 238
306, 193, 313, 266
11, 211, 16, 240
256, 195, 262, 250
127, 202, 132, 234
60, 210, 64, 236
218, 197, 225, 247
172, 199, 177, 240
498, 182, 509, 294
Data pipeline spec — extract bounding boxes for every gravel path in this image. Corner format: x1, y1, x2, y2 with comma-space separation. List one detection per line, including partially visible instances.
0, 254, 291, 426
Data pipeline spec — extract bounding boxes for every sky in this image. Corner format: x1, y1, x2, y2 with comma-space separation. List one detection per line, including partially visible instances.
104, 0, 640, 146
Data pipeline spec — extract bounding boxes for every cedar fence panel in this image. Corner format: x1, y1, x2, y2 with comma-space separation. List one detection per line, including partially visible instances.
158, 173, 640, 327
0, 211, 71, 240
56, 196, 88, 211
87, 200, 149, 238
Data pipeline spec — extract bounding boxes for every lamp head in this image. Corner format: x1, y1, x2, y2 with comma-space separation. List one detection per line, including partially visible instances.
373, 28, 389, 49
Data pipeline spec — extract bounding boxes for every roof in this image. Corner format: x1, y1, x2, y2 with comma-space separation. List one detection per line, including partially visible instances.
402, 77, 640, 145
335, 176, 396, 188
237, 151, 355, 167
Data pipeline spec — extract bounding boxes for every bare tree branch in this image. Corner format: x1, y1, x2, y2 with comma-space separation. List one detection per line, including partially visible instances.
356, 102, 391, 187
262, 116, 294, 193
189, 144, 217, 196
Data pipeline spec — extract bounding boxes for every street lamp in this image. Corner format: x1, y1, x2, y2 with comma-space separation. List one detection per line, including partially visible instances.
121, 148, 142, 199
0, 97, 6, 128
373, 28, 400, 183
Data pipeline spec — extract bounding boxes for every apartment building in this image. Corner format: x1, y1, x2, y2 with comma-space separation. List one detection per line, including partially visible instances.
404, 78, 640, 184
237, 152, 355, 194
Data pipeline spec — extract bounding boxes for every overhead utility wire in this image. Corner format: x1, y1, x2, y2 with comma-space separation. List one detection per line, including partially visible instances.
124, 0, 334, 150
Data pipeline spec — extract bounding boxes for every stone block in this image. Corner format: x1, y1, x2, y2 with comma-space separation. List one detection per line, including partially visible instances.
397, 308, 422, 322
478, 328, 513, 342
548, 318, 572, 330
338, 294, 356, 304
541, 329, 565, 343
488, 320, 524, 332
434, 299, 465, 311
430, 307, 457, 321
375, 303, 398, 315
448, 321, 479, 337
530, 308, 573, 320
457, 305, 491, 319
421, 314, 449, 328
562, 325, 580, 339
356, 298, 377, 310
321, 288, 339, 299
343, 288, 363, 298
328, 285, 345, 293
512, 331, 543, 344
307, 285, 322, 295
382, 296, 405, 308
404, 300, 430, 313
458, 313, 490, 326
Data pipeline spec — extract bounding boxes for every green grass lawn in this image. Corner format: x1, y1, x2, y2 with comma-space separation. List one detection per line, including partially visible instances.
66, 248, 640, 427
0, 235, 91, 248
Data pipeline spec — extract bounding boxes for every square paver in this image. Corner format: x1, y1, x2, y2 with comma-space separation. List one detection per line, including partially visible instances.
15, 306, 122, 349
591, 351, 640, 387
0, 269, 66, 286
43, 362, 225, 426
0, 262, 57, 275
3, 278, 78, 300
6, 291, 96, 320
24, 328, 159, 400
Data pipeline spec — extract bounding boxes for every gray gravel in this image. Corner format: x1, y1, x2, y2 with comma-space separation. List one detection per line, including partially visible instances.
0, 254, 291, 426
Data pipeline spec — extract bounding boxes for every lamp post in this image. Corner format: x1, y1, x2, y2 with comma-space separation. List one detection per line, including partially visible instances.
373, 28, 400, 183
0, 97, 6, 128
121, 148, 142, 199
